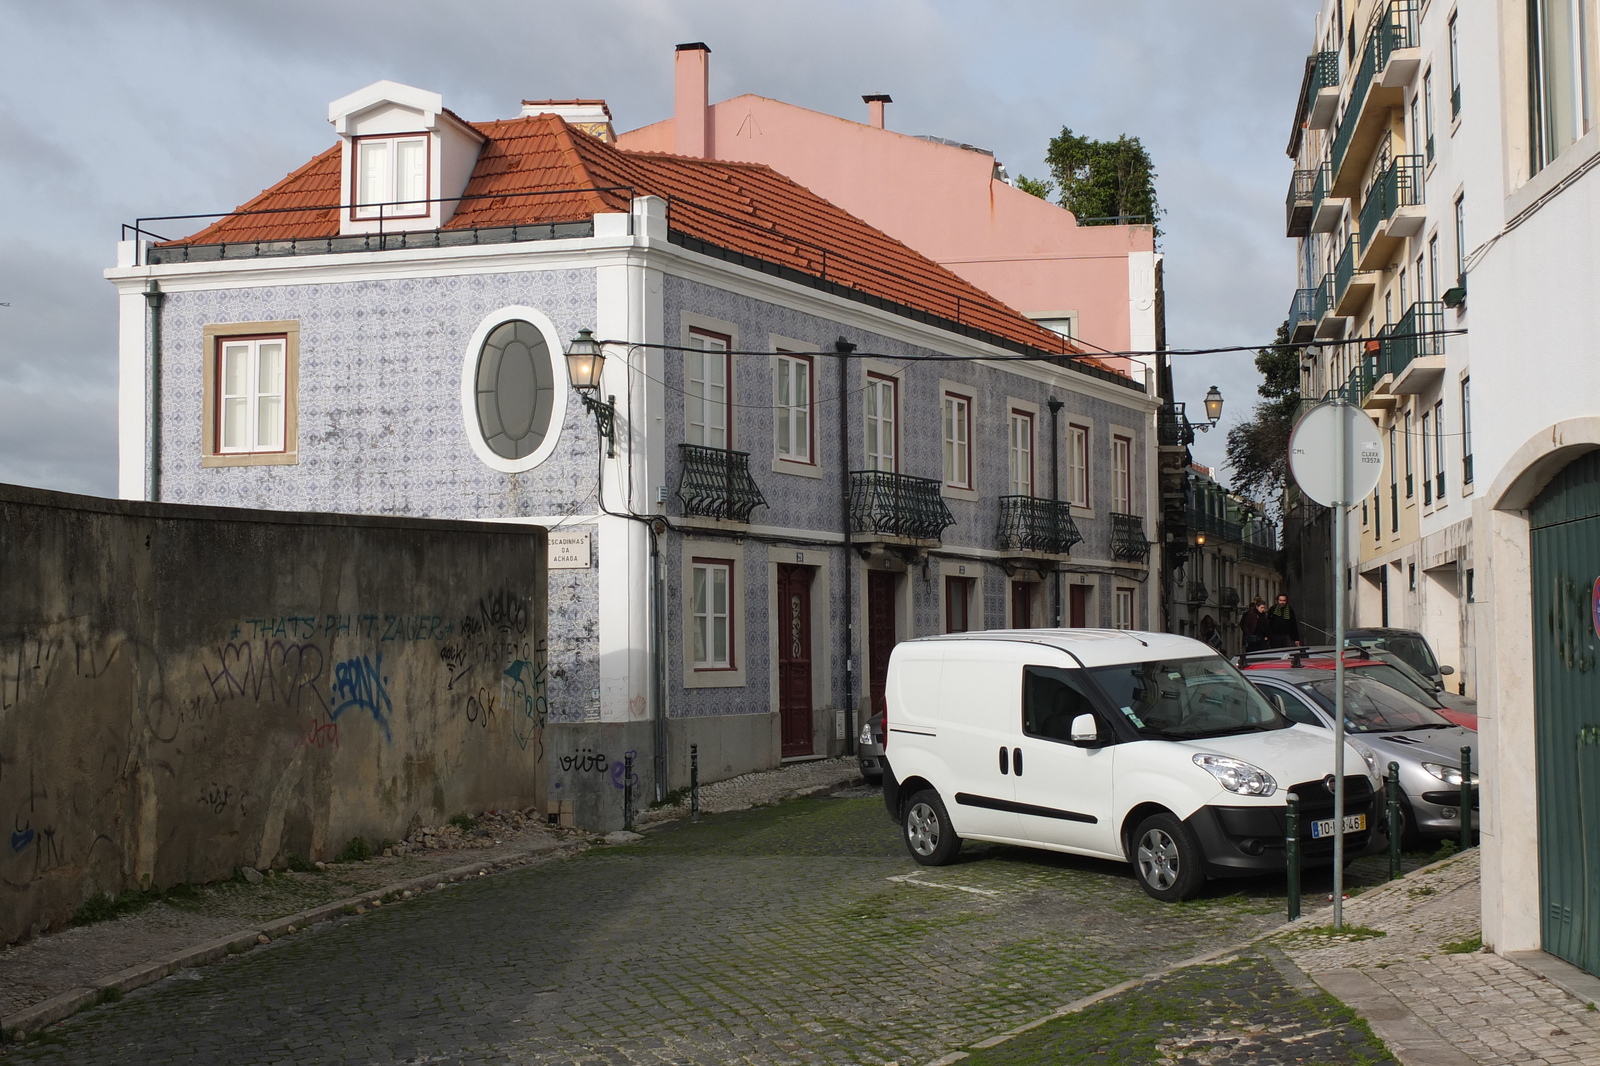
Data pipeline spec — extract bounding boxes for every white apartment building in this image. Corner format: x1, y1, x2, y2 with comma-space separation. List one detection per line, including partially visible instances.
1288, 0, 1600, 980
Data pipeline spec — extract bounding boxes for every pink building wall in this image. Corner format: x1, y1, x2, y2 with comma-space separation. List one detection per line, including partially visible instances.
617, 44, 1158, 367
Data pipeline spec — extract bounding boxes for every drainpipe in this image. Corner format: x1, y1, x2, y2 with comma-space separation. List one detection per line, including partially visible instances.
1047, 397, 1064, 626
836, 338, 857, 755
651, 525, 668, 801
143, 280, 164, 502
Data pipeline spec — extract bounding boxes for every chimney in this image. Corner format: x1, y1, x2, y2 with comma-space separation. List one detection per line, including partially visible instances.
863, 93, 892, 130
521, 99, 615, 142
675, 42, 711, 157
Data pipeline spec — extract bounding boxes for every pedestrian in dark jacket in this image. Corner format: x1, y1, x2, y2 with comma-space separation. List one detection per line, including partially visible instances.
1241, 598, 1268, 652
1265, 594, 1301, 648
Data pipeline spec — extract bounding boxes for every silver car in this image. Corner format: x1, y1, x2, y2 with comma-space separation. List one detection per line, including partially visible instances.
1247, 667, 1479, 848
858, 712, 885, 785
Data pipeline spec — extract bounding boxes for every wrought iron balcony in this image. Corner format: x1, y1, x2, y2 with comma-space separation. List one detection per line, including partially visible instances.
1289, 287, 1319, 343
1188, 507, 1243, 543
1158, 404, 1196, 447
676, 444, 767, 523
1219, 587, 1242, 609
1241, 541, 1281, 567
1330, 1, 1417, 186
849, 470, 955, 542
997, 496, 1083, 556
1286, 168, 1316, 237
1358, 153, 1425, 258
1110, 512, 1151, 563
1186, 581, 1209, 604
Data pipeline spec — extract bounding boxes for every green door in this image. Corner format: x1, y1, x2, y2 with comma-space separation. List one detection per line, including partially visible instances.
1530, 448, 1600, 976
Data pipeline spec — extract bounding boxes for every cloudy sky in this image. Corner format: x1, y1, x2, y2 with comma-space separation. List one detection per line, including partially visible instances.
0, 0, 1317, 497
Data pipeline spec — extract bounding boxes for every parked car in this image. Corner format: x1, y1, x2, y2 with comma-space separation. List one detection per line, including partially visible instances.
858, 712, 886, 785
1245, 667, 1479, 848
1242, 648, 1476, 730
1344, 627, 1454, 691
879, 630, 1385, 902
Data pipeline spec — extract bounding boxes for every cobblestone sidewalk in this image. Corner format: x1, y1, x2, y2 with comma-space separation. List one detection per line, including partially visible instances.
0, 757, 860, 1038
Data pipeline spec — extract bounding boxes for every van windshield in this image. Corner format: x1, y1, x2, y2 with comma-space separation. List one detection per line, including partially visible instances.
1089, 655, 1288, 739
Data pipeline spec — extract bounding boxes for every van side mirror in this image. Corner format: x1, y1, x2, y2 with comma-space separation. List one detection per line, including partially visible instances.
1070, 713, 1101, 746
1440, 665, 1455, 675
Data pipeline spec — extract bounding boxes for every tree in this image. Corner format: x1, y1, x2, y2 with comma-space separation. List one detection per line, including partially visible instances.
1224, 321, 1303, 516
1042, 128, 1162, 233
1015, 174, 1054, 200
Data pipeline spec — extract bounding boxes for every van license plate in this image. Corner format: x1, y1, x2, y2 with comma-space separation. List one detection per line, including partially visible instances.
1310, 814, 1366, 838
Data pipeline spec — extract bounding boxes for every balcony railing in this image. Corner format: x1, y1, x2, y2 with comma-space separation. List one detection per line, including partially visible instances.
1358, 153, 1425, 246
1158, 404, 1196, 447
676, 444, 768, 522
1219, 587, 1242, 609
1385, 300, 1445, 377
1312, 49, 1341, 93
1286, 168, 1316, 237
1186, 581, 1209, 604
997, 496, 1083, 556
1330, 1, 1418, 179
1242, 541, 1281, 567
1110, 512, 1151, 563
1188, 507, 1243, 543
849, 470, 955, 541
1334, 233, 1362, 303
1289, 287, 1319, 341
1313, 272, 1335, 321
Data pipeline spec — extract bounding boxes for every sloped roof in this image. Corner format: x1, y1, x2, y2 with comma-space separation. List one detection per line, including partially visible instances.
168, 114, 1113, 372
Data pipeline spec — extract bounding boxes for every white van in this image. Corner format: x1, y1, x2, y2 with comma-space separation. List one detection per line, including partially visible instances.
879, 629, 1384, 900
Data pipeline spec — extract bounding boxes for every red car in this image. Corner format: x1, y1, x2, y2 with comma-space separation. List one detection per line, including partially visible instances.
1242, 650, 1477, 730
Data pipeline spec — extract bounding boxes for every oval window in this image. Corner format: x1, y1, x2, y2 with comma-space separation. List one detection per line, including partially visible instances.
475, 320, 555, 460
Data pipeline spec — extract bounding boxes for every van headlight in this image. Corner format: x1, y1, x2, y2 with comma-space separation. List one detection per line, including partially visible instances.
1193, 754, 1277, 797
1422, 762, 1479, 786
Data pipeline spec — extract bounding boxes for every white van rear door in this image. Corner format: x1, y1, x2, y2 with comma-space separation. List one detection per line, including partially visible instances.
1012, 666, 1120, 857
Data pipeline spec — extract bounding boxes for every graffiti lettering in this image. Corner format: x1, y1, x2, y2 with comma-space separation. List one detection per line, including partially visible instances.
558, 749, 609, 773
201, 640, 328, 715
293, 716, 340, 750
11, 826, 34, 852
331, 653, 393, 743
502, 643, 548, 754
465, 688, 497, 729
198, 783, 249, 816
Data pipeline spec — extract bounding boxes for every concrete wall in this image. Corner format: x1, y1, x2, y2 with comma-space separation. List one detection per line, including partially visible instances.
0, 483, 547, 943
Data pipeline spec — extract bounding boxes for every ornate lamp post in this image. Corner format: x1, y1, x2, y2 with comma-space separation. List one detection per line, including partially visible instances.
564, 329, 616, 457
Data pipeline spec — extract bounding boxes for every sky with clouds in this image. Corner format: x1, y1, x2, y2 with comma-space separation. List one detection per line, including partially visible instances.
0, 0, 1318, 497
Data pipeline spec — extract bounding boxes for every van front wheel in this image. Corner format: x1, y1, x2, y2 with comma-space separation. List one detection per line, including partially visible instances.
903, 790, 961, 866
1132, 813, 1205, 902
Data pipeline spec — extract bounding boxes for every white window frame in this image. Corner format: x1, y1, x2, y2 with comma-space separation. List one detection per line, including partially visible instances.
216, 337, 288, 455
1112, 433, 1133, 514
942, 391, 972, 489
1114, 588, 1135, 631
1067, 423, 1090, 509
690, 559, 734, 670
202, 322, 300, 468
1008, 410, 1035, 497
352, 134, 430, 220
864, 373, 898, 473
686, 329, 731, 450
459, 306, 570, 474
774, 353, 814, 465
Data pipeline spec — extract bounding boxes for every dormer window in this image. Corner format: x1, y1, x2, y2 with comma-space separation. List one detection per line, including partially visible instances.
355, 134, 429, 219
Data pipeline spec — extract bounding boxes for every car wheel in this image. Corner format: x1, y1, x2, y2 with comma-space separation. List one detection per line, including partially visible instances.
1396, 791, 1422, 851
1131, 812, 1206, 902
902, 789, 961, 866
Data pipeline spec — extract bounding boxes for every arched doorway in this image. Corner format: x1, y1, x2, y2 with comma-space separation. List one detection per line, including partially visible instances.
1530, 448, 1600, 976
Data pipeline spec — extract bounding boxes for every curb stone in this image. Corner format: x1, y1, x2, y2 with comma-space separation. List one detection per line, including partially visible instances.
3, 839, 588, 1041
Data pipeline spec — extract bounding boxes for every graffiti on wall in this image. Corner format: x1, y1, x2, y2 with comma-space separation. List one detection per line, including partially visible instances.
438, 592, 546, 755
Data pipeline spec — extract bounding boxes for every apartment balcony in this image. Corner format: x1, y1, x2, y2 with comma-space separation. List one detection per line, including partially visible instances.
1329, 1, 1420, 197
1358, 154, 1426, 270
1286, 168, 1316, 238
1313, 273, 1348, 340
676, 444, 768, 523
1241, 541, 1281, 567
850, 470, 955, 543
1333, 233, 1377, 317
1219, 587, 1242, 610
1306, 50, 1342, 130
1289, 286, 1319, 343
1388, 301, 1448, 395
1358, 329, 1402, 411
1188, 507, 1243, 543
1310, 161, 1346, 234
1110, 512, 1151, 563
997, 496, 1083, 557
1158, 404, 1196, 447
1186, 581, 1209, 605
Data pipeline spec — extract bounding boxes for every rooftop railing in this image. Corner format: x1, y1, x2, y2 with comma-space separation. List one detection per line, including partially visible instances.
997, 496, 1083, 556
849, 470, 955, 542
676, 445, 768, 523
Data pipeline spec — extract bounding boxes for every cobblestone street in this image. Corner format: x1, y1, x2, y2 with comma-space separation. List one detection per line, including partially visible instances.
0, 791, 1347, 1065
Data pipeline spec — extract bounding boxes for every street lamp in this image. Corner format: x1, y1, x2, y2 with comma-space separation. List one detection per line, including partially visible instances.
1203, 385, 1224, 426
564, 329, 616, 457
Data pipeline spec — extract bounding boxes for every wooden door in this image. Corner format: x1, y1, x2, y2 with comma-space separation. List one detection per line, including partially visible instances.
1011, 582, 1034, 628
1069, 584, 1090, 628
777, 565, 814, 758
867, 570, 898, 717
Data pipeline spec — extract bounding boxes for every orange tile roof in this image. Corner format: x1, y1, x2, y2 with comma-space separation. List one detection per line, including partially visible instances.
168, 115, 1116, 374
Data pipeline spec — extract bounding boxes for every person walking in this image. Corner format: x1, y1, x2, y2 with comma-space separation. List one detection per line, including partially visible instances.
1199, 614, 1225, 652
1265, 593, 1302, 648
1241, 598, 1268, 652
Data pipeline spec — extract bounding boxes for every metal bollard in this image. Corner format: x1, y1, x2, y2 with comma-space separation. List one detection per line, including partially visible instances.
1285, 791, 1301, 922
690, 743, 700, 823
1459, 746, 1473, 851
1387, 762, 1403, 880
624, 752, 635, 833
